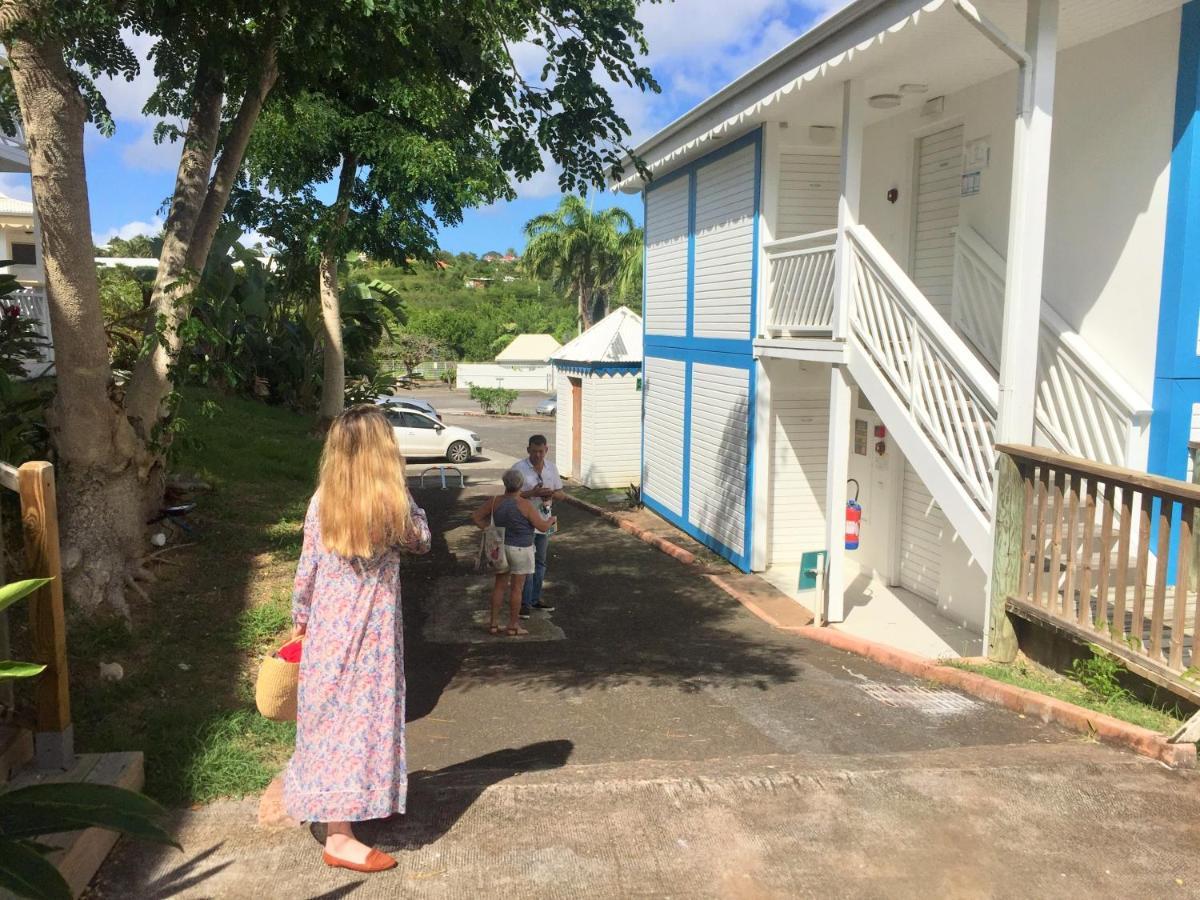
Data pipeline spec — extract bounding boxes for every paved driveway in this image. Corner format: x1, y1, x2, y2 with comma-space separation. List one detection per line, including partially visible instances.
89, 487, 1200, 899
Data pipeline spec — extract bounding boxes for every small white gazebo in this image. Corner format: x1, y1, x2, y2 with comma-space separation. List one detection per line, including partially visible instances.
550, 307, 643, 488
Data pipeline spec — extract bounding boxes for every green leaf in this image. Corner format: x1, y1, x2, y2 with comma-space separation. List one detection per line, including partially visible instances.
0, 662, 46, 680
0, 839, 71, 900
0, 784, 180, 849
0, 580, 50, 616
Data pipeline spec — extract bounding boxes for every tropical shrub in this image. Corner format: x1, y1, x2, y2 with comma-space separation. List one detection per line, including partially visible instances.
468, 386, 518, 415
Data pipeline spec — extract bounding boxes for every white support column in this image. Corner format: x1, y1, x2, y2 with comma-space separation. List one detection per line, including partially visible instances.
996, 0, 1057, 444
823, 79, 864, 624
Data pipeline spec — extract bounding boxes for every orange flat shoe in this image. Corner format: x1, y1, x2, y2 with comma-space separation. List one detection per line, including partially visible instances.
322, 848, 397, 873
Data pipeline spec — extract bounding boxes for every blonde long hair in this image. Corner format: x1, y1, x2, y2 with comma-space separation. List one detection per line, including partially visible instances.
317, 405, 414, 559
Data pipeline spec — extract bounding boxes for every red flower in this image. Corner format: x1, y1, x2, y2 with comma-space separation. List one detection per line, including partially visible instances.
2, 305, 19, 320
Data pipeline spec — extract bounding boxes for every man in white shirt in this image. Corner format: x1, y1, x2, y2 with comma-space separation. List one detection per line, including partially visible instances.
514, 434, 565, 617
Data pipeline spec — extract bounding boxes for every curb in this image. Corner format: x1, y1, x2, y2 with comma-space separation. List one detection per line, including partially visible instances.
564, 492, 1195, 770
561, 493, 699, 567
787, 622, 1195, 769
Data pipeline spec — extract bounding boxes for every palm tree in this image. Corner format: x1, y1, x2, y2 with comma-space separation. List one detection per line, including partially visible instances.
523, 195, 642, 331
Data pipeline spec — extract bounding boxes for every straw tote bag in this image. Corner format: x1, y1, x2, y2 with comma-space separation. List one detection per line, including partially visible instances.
256, 640, 301, 722
476, 498, 508, 574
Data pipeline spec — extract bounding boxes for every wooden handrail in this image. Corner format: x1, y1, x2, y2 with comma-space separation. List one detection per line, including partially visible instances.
997, 444, 1200, 504
992, 444, 1200, 704
0, 462, 17, 492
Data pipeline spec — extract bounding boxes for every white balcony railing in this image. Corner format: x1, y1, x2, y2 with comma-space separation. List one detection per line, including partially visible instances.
12, 286, 54, 371
763, 229, 837, 335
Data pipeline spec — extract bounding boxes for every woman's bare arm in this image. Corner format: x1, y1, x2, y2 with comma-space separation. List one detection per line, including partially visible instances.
519, 497, 555, 532
471, 496, 497, 529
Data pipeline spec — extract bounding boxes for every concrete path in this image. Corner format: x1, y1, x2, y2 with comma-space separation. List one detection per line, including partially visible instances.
87, 480, 1200, 899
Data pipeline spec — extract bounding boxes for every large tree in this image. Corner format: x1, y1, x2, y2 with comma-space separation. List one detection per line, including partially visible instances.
523, 195, 643, 330
0, 0, 658, 614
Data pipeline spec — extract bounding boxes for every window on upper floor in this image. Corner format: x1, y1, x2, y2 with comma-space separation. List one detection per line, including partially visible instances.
10, 242, 35, 266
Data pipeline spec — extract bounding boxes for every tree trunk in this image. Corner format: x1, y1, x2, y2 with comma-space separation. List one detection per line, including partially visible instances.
123, 61, 225, 437
7, 20, 145, 615
578, 284, 596, 331
317, 251, 345, 425
186, 47, 280, 272
316, 153, 358, 426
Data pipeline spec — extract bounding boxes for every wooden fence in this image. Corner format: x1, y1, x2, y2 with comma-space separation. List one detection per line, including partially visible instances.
0, 460, 72, 769
992, 444, 1200, 704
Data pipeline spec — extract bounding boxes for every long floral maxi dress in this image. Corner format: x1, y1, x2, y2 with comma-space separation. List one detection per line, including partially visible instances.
283, 495, 431, 822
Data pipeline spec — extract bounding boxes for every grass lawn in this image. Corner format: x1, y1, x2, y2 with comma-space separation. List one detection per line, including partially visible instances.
944, 658, 1187, 734
68, 389, 321, 806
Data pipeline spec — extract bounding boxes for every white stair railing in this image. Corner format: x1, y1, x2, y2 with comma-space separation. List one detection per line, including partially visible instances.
763, 229, 837, 335
847, 225, 999, 517
952, 225, 1152, 467
13, 286, 54, 371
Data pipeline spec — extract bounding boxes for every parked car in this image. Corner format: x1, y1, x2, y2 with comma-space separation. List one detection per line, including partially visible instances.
381, 407, 480, 463
536, 394, 557, 416
376, 395, 441, 422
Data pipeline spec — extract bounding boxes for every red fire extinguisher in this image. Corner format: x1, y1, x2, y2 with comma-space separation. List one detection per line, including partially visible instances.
845, 479, 862, 550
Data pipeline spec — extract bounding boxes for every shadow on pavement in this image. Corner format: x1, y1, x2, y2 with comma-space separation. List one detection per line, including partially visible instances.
357, 740, 575, 851
109, 842, 234, 900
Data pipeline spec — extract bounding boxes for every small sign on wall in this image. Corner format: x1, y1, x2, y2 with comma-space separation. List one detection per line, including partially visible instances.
961, 170, 981, 197
854, 418, 869, 456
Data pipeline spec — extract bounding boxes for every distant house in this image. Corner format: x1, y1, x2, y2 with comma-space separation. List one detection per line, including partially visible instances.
456, 333, 562, 391
551, 307, 642, 488
0, 186, 52, 373
494, 334, 562, 366
465, 276, 493, 289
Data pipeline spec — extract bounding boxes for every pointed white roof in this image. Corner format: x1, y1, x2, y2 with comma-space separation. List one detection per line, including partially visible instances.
551, 306, 642, 364
494, 333, 562, 363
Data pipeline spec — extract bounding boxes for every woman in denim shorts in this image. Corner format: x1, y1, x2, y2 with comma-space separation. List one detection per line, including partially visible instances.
472, 468, 556, 635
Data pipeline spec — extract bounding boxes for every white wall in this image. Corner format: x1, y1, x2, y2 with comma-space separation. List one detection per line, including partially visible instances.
856, 9, 1179, 401
688, 362, 750, 556
456, 364, 553, 391
693, 144, 756, 339
644, 178, 690, 336
642, 356, 686, 515
555, 370, 573, 471
765, 360, 828, 566
776, 148, 840, 240
580, 373, 642, 489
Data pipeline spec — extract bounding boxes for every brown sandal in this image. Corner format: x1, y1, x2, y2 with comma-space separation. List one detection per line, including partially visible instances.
506, 626, 528, 637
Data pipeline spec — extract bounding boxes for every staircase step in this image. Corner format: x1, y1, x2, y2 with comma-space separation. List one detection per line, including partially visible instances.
4, 751, 145, 898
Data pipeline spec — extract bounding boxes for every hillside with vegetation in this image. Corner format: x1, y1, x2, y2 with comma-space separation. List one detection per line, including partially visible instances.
351, 250, 639, 364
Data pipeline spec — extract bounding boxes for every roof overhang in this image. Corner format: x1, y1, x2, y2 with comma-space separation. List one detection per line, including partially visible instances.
615, 0, 1186, 192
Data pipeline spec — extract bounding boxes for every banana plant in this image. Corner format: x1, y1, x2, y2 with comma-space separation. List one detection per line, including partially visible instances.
0, 579, 179, 900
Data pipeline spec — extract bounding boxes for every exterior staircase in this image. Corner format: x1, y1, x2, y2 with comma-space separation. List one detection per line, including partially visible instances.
764, 222, 1153, 576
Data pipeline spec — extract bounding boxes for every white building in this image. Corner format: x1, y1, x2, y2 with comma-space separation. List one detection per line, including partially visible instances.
626, 0, 1198, 659
455, 333, 562, 391
0, 127, 51, 373
551, 306, 643, 488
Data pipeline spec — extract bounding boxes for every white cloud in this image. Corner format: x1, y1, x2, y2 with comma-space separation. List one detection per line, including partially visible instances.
120, 120, 184, 173
94, 30, 159, 122
93, 216, 164, 247
0, 173, 32, 202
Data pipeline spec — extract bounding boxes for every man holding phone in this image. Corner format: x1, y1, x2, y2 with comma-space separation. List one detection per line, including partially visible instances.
514, 434, 565, 617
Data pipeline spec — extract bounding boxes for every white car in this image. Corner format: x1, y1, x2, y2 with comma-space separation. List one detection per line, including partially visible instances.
382, 407, 481, 463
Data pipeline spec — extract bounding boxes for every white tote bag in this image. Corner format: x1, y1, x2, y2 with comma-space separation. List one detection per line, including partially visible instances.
476, 499, 508, 574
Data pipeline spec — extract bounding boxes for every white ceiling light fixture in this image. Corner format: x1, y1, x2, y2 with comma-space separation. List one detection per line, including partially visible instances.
867, 93, 902, 109
900, 83, 929, 94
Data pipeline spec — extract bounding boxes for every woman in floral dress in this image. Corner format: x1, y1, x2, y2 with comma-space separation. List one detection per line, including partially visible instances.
284, 405, 431, 873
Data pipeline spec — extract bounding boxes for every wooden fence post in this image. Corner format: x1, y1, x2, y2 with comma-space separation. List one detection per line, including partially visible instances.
18, 461, 73, 769
988, 451, 1024, 662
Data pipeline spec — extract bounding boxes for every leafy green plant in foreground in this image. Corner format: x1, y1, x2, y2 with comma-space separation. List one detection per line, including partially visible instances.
0, 579, 178, 900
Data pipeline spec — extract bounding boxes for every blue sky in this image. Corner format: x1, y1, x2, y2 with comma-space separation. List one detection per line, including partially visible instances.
1, 1, 846, 254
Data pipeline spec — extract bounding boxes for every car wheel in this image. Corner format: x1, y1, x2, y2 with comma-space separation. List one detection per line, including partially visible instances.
446, 440, 471, 464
